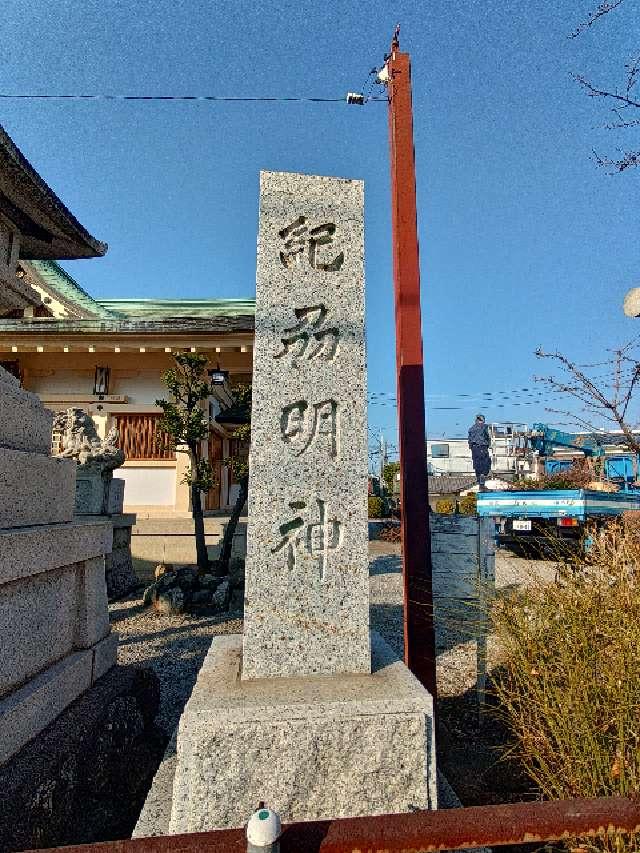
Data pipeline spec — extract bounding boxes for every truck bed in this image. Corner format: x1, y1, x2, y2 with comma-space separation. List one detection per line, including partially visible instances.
477, 489, 640, 520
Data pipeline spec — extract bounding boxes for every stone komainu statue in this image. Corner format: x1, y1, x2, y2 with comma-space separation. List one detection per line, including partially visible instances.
53, 408, 125, 472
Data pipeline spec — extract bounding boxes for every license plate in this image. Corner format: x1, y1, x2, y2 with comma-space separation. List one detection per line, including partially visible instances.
513, 520, 532, 531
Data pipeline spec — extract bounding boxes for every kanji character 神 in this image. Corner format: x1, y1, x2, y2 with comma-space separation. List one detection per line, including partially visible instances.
271, 499, 342, 579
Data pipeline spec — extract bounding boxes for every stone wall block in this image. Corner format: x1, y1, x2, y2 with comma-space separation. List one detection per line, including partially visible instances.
0, 519, 112, 586
75, 556, 110, 649
0, 448, 76, 528
91, 632, 119, 682
0, 650, 93, 766
0, 373, 53, 455
0, 565, 77, 698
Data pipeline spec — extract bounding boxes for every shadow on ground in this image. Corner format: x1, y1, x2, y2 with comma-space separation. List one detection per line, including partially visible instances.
437, 677, 534, 807
369, 552, 402, 576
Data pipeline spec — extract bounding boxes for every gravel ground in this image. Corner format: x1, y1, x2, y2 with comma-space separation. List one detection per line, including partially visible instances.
111, 542, 561, 816
368, 541, 559, 699
109, 600, 243, 736
111, 543, 560, 738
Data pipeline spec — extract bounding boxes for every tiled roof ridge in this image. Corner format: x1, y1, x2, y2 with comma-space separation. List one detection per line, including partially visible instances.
27, 260, 115, 320
96, 297, 256, 319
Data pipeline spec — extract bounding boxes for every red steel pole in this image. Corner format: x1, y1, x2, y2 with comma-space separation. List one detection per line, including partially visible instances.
385, 30, 437, 700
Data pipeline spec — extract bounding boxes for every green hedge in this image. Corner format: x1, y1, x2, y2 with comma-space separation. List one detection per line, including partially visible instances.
368, 496, 385, 518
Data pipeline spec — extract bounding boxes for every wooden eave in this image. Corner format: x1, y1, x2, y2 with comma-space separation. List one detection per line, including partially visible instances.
0, 326, 254, 354
0, 125, 107, 260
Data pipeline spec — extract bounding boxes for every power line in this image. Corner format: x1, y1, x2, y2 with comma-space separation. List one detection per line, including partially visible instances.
0, 92, 386, 104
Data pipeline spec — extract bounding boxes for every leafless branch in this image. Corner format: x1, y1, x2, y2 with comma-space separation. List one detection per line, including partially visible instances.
542, 406, 613, 433
569, 0, 625, 38
573, 73, 640, 109
535, 345, 640, 454
626, 53, 640, 92
593, 148, 640, 171
603, 113, 640, 130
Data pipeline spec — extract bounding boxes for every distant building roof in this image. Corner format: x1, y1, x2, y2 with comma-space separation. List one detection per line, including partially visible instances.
428, 475, 477, 495
0, 124, 107, 259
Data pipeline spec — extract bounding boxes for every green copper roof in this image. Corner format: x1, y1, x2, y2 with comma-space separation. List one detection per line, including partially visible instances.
22, 261, 255, 325
97, 298, 255, 320
29, 260, 114, 319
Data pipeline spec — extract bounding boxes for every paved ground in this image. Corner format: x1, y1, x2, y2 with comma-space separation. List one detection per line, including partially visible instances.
110, 543, 560, 830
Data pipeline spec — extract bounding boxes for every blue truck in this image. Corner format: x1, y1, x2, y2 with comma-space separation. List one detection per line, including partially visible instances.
476, 424, 640, 552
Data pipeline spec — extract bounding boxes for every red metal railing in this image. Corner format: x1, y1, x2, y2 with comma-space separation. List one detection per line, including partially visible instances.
28, 796, 640, 853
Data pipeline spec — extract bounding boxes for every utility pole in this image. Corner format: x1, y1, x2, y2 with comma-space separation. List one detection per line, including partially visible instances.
379, 27, 437, 700
379, 431, 387, 489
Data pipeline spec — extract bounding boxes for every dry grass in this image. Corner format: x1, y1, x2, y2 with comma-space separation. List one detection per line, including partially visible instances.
490, 521, 640, 852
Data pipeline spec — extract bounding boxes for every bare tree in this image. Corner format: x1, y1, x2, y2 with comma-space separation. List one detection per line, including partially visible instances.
535, 343, 640, 453
570, 0, 640, 171
569, 0, 625, 38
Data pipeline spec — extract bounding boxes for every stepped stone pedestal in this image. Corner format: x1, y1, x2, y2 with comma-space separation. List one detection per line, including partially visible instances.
168, 172, 436, 833
0, 367, 117, 767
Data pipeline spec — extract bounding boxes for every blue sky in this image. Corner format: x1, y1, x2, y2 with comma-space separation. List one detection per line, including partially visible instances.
2, 0, 638, 453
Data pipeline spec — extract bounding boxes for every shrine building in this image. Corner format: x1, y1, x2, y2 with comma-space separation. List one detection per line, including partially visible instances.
0, 259, 255, 514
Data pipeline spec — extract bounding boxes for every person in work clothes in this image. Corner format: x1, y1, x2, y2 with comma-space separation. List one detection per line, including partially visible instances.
468, 414, 491, 492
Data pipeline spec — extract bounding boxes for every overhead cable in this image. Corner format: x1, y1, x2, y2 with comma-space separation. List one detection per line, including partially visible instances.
0, 92, 386, 104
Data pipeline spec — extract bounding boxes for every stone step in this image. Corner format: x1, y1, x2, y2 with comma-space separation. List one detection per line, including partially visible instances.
0, 447, 75, 528
131, 516, 247, 536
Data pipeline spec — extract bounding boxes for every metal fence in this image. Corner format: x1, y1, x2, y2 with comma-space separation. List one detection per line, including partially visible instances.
28, 796, 640, 853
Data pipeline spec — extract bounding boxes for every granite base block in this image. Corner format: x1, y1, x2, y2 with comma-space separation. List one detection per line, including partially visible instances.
75, 471, 108, 515
0, 518, 113, 586
0, 564, 78, 698
0, 649, 93, 767
92, 631, 119, 682
75, 556, 110, 649
0, 447, 76, 528
133, 728, 177, 838
168, 631, 436, 833
0, 375, 53, 454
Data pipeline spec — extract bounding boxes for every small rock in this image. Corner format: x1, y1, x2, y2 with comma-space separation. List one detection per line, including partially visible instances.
142, 583, 157, 607
229, 559, 245, 590
154, 563, 173, 580
154, 588, 185, 615
155, 571, 177, 593
206, 558, 222, 575
229, 587, 244, 613
176, 566, 198, 589
211, 579, 230, 612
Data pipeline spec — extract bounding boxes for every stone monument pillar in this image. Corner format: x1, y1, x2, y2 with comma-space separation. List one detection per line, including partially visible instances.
242, 171, 370, 680
168, 172, 436, 833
